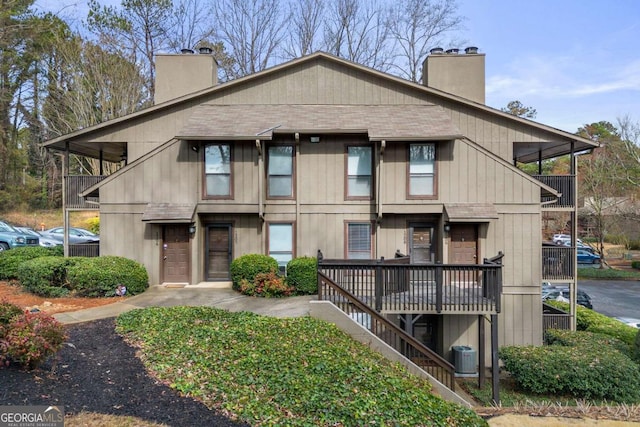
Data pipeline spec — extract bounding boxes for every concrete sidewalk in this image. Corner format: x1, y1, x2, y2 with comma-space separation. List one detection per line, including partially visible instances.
53, 285, 314, 324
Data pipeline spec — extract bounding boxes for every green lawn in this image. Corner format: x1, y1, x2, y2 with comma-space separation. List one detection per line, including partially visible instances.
116, 306, 486, 427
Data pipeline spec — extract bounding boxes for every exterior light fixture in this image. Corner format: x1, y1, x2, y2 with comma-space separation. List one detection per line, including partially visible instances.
188, 224, 196, 234
444, 223, 451, 232
310, 136, 320, 143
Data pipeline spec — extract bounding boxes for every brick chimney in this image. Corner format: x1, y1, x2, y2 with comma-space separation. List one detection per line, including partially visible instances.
154, 48, 218, 104
422, 46, 485, 104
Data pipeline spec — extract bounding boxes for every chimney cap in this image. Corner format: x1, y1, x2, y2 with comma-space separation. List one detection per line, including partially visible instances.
464, 46, 479, 54
181, 48, 195, 54
430, 47, 444, 55
445, 48, 459, 54
198, 46, 213, 54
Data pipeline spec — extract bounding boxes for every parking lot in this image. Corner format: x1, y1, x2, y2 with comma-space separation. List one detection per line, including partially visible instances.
578, 279, 640, 319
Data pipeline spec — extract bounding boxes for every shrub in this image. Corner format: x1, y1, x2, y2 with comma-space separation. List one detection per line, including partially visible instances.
285, 256, 318, 295
632, 260, 640, 269
239, 272, 295, 297
0, 246, 62, 280
0, 301, 23, 325
66, 256, 149, 297
0, 311, 67, 368
500, 334, 640, 403
84, 216, 100, 234
230, 254, 278, 291
547, 300, 638, 347
17, 256, 76, 297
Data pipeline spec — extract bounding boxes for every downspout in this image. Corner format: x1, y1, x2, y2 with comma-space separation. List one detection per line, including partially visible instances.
256, 140, 264, 221
63, 142, 69, 257
295, 133, 301, 257
377, 140, 385, 222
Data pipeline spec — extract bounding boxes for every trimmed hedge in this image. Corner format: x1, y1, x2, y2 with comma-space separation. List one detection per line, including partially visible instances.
17, 256, 77, 297
230, 254, 278, 291
286, 256, 318, 295
547, 300, 638, 346
0, 246, 63, 280
66, 256, 149, 297
500, 330, 640, 403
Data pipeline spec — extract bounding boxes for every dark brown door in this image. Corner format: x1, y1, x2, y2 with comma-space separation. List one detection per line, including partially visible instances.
449, 224, 478, 264
162, 225, 191, 283
206, 225, 231, 280
410, 225, 435, 264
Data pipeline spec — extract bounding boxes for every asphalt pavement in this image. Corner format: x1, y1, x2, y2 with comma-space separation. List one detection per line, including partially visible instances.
579, 279, 640, 319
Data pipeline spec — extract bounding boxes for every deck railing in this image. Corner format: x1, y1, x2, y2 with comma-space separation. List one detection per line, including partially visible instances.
533, 174, 575, 208
69, 243, 100, 257
65, 175, 106, 208
542, 303, 571, 332
542, 246, 575, 280
318, 271, 456, 391
317, 255, 503, 314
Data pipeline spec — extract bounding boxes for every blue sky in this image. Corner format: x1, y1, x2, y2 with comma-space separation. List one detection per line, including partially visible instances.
36, 0, 640, 133
457, 0, 640, 132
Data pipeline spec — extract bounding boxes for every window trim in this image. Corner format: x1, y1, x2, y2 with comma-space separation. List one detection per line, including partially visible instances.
344, 221, 374, 259
266, 221, 296, 272
266, 143, 296, 200
203, 142, 233, 200
406, 142, 437, 200
344, 145, 374, 200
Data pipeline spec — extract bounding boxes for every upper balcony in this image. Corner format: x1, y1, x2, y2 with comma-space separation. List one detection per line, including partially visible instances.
533, 174, 575, 209
65, 175, 106, 209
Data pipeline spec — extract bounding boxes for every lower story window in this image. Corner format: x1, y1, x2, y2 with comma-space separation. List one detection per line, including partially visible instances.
268, 223, 293, 273
347, 222, 372, 259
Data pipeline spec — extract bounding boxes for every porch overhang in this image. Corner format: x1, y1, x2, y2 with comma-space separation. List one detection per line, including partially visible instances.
444, 203, 498, 223
141, 203, 196, 223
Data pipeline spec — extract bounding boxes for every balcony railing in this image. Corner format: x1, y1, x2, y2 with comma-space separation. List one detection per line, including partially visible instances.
317, 254, 503, 314
65, 175, 106, 209
69, 243, 100, 257
533, 174, 575, 208
542, 246, 575, 281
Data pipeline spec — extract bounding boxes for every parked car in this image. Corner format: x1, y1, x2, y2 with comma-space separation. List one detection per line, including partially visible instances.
613, 317, 640, 329
577, 250, 600, 264
560, 240, 596, 253
542, 286, 593, 309
0, 220, 40, 251
14, 226, 61, 247
41, 227, 100, 244
555, 236, 584, 246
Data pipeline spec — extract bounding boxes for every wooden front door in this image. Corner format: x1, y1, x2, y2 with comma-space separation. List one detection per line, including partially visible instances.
206, 225, 232, 280
449, 224, 478, 264
410, 225, 435, 264
162, 225, 191, 283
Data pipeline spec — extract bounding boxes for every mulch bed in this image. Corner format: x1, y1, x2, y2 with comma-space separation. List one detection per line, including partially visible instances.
0, 318, 248, 427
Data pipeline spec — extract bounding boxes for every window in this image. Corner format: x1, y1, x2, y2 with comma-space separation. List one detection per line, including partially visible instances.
268, 145, 294, 197
205, 143, 231, 197
347, 146, 372, 198
347, 222, 372, 259
408, 143, 435, 197
268, 223, 294, 273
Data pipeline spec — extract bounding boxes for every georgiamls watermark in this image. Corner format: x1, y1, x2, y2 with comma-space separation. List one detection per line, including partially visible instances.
0, 406, 64, 427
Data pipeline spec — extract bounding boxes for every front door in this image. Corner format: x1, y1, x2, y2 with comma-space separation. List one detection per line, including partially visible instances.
162, 225, 190, 283
206, 225, 232, 280
449, 224, 478, 264
409, 224, 435, 264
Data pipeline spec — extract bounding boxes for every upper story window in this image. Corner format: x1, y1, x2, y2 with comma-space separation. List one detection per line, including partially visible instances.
205, 143, 232, 198
346, 146, 372, 199
268, 145, 294, 198
346, 222, 372, 259
408, 143, 436, 197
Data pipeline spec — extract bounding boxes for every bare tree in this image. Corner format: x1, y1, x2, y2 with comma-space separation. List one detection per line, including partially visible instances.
211, 0, 288, 79
322, 0, 393, 71
386, 0, 464, 82
166, 0, 215, 52
87, 0, 172, 100
282, 0, 324, 59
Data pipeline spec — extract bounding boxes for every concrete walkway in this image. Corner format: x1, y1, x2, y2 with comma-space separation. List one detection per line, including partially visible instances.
53, 285, 314, 324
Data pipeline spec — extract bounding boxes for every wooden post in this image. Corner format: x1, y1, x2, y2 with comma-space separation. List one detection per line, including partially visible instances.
491, 313, 500, 405
478, 314, 485, 388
